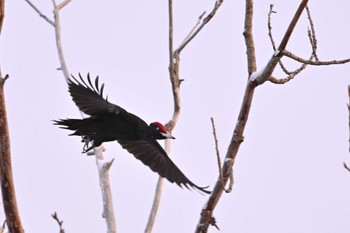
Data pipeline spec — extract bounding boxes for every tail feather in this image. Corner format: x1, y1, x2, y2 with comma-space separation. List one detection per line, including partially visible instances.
54, 118, 98, 152
54, 119, 86, 135
54, 118, 116, 152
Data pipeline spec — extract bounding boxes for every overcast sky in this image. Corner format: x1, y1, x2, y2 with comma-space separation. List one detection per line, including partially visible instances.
1, 1, 350, 232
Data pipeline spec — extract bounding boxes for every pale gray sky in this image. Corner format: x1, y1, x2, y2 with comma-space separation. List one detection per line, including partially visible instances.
1, 1, 350, 232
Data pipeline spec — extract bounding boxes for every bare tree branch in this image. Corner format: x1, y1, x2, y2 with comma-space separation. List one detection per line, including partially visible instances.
96, 155, 116, 233
0, 73, 24, 233
57, 0, 71, 10
267, 4, 277, 52
143, 0, 176, 231
51, 0, 70, 82
210, 118, 232, 193
277, 0, 309, 53
51, 212, 65, 233
144, 176, 165, 233
267, 3, 349, 85
145, 1, 223, 232
282, 49, 350, 65
268, 4, 294, 76
144, 0, 176, 230
268, 63, 306, 84
243, 0, 256, 74
24, 0, 55, 26
267, 4, 323, 84
0, 2, 25, 231
26, 1, 117, 232
196, 1, 310, 232
177, 11, 206, 50
252, 0, 309, 85
175, 0, 223, 55
306, 6, 318, 61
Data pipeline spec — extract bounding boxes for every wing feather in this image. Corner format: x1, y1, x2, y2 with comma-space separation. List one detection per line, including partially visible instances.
118, 139, 210, 194
68, 74, 125, 116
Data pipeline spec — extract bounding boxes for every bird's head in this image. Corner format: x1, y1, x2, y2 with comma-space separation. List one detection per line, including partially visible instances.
149, 122, 175, 140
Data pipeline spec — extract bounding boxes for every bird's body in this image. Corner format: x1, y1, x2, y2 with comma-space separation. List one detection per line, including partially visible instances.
54, 74, 210, 194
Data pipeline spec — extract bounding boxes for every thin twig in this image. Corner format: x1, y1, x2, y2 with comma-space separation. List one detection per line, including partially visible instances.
51, 212, 65, 233
268, 55, 313, 84
306, 6, 318, 61
177, 11, 206, 53
210, 118, 231, 193
268, 62, 307, 84
267, 4, 277, 52
267, 4, 292, 75
24, 0, 55, 26
174, 0, 223, 55
282, 50, 350, 65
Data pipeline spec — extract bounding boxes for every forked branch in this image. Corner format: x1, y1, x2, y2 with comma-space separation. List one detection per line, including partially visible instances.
196, 1, 310, 232
51, 212, 65, 233
25, 1, 116, 232
267, 4, 350, 84
144, 1, 223, 232
282, 50, 350, 65
210, 117, 232, 193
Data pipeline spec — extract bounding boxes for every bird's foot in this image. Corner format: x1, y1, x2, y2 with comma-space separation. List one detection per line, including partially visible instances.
81, 136, 94, 154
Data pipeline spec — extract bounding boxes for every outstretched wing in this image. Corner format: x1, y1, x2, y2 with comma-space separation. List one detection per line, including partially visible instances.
117, 139, 210, 194
68, 74, 125, 116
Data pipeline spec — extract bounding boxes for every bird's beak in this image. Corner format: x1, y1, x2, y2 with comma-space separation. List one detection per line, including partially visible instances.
161, 132, 175, 139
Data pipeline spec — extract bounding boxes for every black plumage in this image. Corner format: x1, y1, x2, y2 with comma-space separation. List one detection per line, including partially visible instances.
54, 74, 210, 194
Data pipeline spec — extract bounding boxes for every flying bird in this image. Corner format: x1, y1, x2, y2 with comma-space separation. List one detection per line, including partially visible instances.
54, 74, 210, 194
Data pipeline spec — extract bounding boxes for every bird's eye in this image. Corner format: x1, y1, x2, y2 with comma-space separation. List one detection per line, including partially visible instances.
156, 127, 160, 131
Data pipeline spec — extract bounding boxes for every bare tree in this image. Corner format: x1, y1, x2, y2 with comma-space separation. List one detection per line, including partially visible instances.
0, 0, 346, 232
195, 0, 350, 232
